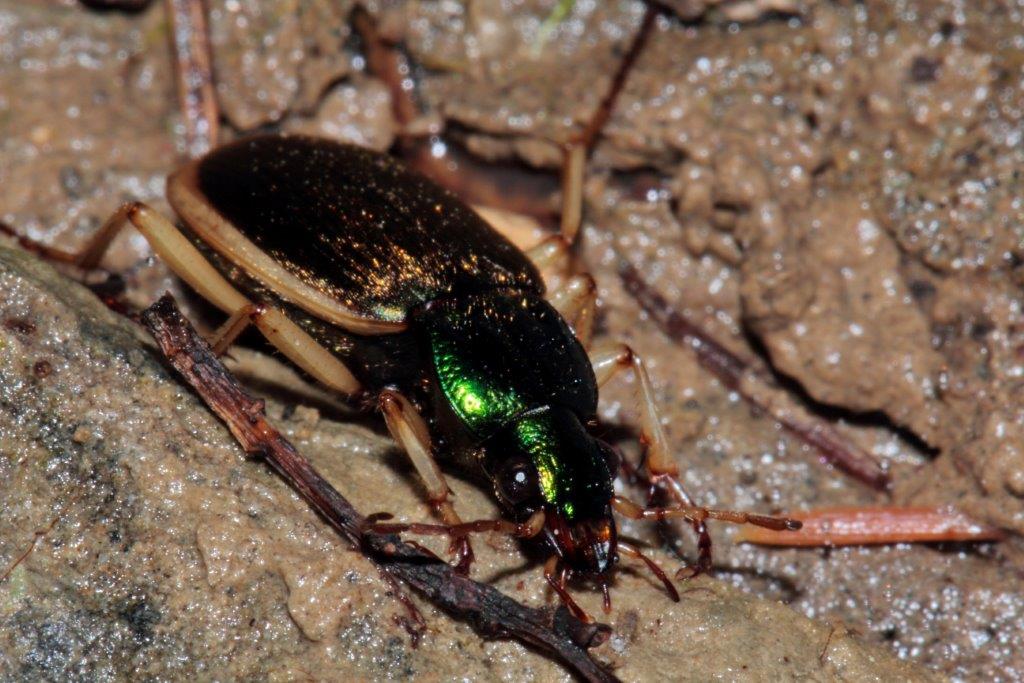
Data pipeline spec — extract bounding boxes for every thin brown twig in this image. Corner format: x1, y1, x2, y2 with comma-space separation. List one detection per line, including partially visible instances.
1, 516, 59, 583
166, 0, 218, 158
619, 265, 890, 490
140, 294, 617, 683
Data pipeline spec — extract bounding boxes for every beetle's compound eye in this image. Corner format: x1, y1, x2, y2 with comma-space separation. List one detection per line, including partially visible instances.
496, 457, 539, 507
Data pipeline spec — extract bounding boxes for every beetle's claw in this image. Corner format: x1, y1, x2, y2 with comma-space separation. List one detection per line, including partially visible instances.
451, 534, 475, 576
362, 511, 396, 530
674, 564, 700, 580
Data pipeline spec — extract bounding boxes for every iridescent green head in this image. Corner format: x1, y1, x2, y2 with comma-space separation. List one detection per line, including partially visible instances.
481, 406, 619, 576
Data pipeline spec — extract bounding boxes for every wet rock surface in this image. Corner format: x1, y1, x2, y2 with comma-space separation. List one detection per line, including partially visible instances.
0, 245, 926, 680
2, 0, 1024, 680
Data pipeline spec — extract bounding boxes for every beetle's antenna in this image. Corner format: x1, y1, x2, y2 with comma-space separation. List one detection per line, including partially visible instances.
612, 495, 802, 531
600, 577, 612, 614
366, 510, 545, 539
618, 541, 680, 602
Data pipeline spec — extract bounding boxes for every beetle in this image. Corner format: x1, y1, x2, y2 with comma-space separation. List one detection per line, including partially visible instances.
33, 133, 799, 618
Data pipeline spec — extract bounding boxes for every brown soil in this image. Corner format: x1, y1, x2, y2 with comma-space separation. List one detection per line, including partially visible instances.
2, 0, 1023, 680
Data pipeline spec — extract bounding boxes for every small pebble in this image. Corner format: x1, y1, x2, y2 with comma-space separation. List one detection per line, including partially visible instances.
33, 359, 53, 378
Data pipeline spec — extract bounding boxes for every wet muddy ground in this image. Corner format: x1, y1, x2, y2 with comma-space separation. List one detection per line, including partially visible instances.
2, 1, 1023, 680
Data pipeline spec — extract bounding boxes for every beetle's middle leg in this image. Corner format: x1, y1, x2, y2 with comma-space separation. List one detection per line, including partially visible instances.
68, 202, 363, 395
547, 273, 596, 349
378, 389, 476, 575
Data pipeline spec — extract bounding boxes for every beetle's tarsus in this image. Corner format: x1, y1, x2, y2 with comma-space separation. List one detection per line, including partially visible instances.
452, 537, 475, 576
545, 556, 591, 624
618, 540, 679, 602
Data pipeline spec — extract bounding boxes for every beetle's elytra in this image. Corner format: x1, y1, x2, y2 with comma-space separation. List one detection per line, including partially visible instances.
67, 134, 800, 616
188, 138, 542, 323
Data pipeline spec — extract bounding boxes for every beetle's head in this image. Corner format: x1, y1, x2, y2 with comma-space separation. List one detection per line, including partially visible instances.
482, 405, 619, 577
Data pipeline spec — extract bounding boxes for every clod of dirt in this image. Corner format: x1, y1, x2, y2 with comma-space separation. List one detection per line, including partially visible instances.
0, 245, 930, 680
283, 78, 398, 152
738, 193, 951, 449
7, 0, 1024, 679
207, 0, 356, 130
0, 3, 175, 269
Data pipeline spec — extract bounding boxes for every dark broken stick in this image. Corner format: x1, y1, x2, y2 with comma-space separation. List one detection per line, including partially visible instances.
140, 294, 616, 683
619, 265, 890, 491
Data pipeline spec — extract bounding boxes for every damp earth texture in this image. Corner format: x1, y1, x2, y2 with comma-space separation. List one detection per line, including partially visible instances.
2, 1, 1024, 681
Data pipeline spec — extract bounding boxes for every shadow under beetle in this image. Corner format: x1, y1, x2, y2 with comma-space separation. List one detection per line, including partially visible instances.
42, 134, 800, 619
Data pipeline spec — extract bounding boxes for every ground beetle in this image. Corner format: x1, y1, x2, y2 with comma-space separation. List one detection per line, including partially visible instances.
50, 134, 799, 618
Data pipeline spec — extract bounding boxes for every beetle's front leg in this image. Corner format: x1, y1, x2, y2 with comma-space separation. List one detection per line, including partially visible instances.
378, 390, 475, 575
589, 342, 716, 574
590, 343, 697, 502
591, 342, 802, 573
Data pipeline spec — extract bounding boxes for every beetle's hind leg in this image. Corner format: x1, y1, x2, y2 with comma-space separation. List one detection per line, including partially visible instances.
377, 390, 478, 575
49, 202, 362, 396
589, 342, 800, 575
1, 202, 143, 271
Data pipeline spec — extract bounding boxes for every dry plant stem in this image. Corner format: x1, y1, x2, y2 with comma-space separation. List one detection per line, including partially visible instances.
166, 0, 218, 158
140, 294, 617, 683
618, 264, 890, 491
737, 507, 1006, 547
